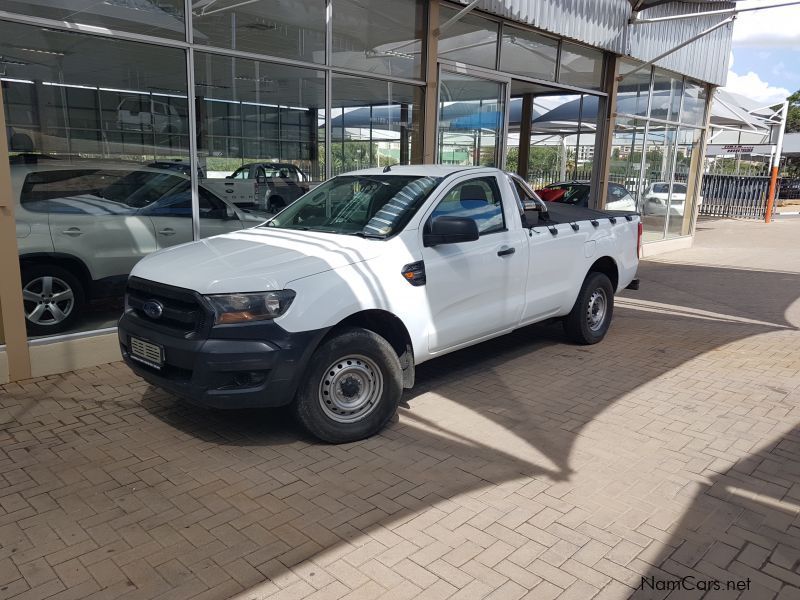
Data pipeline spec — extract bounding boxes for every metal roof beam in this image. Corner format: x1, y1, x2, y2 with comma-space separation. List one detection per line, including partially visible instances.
439, 0, 483, 33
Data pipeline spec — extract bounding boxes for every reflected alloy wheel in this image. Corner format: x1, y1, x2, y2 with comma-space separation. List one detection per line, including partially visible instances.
21, 265, 85, 335
23, 276, 75, 326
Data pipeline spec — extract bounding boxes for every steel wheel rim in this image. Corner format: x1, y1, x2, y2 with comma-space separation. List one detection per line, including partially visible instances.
319, 354, 383, 424
22, 276, 75, 326
586, 288, 607, 332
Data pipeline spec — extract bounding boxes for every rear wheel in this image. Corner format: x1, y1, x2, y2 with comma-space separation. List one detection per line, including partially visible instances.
293, 327, 402, 443
563, 272, 614, 345
21, 265, 85, 336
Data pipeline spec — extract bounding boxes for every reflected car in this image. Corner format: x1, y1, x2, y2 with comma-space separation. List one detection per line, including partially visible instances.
117, 97, 183, 134
536, 181, 638, 212
13, 161, 262, 335
642, 182, 691, 216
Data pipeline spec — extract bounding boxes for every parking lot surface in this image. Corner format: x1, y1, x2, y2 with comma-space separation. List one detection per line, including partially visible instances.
2, 216, 800, 600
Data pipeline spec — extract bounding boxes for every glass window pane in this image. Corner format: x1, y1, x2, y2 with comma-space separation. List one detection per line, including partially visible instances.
500, 26, 557, 81
438, 6, 499, 70
558, 42, 604, 90
651, 69, 683, 122
666, 127, 703, 238
332, 0, 425, 79
431, 177, 505, 235
681, 80, 707, 126
331, 74, 424, 175
438, 71, 504, 167
609, 118, 647, 208
2, 0, 185, 40
0, 20, 189, 339
640, 124, 677, 242
194, 52, 325, 223
193, 0, 326, 65
618, 60, 651, 118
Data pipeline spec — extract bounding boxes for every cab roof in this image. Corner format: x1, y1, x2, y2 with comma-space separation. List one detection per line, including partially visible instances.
342, 165, 501, 178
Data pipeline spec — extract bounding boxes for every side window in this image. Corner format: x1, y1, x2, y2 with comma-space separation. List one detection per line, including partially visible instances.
231, 167, 248, 179
429, 177, 505, 235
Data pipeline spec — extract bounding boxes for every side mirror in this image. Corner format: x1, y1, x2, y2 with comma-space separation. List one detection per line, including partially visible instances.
256, 175, 267, 185
423, 216, 479, 247
225, 174, 234, 179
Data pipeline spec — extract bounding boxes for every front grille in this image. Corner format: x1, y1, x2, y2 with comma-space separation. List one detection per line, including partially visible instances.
126, 277, 208, 336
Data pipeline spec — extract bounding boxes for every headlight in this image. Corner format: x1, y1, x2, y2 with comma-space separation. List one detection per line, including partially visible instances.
206, 290, 296, 325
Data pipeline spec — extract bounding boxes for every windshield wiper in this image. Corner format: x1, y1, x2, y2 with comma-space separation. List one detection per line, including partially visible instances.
347, 231, 385, 239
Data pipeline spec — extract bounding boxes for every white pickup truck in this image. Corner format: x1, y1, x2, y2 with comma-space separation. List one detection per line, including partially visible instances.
119, 166, 640, 443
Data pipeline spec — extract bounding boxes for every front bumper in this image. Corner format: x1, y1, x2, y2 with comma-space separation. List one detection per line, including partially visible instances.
119, 311, 328, 409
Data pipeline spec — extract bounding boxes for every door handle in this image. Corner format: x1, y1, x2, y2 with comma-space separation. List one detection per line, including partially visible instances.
497, 246, 516, 257
158, 228, 176, 236
61, 227, 82, 237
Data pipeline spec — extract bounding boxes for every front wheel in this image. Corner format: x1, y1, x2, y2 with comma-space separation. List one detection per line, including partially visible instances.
563, 272, 614, 345
293, 327, 402, 443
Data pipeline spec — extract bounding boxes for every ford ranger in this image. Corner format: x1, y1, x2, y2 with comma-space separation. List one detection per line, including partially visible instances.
118, 166, 641, 443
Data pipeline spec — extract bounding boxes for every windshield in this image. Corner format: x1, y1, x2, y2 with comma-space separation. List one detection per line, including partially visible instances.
653, 183, 687, 194
265, 174, 442, 237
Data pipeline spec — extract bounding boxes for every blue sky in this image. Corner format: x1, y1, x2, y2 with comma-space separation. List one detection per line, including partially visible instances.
723, 1, 800, 103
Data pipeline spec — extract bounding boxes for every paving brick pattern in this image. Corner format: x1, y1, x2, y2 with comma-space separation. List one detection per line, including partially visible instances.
1, 217, 800, 600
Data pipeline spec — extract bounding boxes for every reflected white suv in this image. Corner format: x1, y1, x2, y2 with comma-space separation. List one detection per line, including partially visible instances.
13, 159, 262, 335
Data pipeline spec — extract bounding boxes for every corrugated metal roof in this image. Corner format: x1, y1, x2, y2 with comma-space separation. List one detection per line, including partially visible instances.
628, 1, 734, 85
450, 0, 734, 85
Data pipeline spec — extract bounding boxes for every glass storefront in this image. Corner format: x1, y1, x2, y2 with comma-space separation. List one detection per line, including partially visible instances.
615, 60, 709, 242
0, 2, 712, 351
438, 71, 505, 167
0, 2, 424, 340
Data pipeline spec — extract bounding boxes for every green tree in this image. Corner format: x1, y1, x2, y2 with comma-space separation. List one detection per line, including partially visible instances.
786, 90, 800, 133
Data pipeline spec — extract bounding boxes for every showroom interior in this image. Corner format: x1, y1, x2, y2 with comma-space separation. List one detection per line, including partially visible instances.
0, 0, 733, 383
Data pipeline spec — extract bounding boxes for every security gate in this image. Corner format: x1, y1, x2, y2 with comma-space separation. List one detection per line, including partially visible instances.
698, 174, 774, 219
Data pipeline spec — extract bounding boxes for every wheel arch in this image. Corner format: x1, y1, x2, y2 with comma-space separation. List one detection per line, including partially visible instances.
588, 256, 619, 292
327, 309, 415, 388
19, 253, 93, 293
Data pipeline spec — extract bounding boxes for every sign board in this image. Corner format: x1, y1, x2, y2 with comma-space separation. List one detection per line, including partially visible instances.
706, 144, 774, 156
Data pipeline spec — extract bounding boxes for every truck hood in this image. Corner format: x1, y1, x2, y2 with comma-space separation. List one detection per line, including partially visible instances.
130, 227, 383, 294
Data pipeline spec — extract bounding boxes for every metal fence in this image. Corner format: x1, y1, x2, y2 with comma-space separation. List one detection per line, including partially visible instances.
698, 174, 774, 219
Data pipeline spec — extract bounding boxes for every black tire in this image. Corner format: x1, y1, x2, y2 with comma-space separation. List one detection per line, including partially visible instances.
293, 327, 402, 443
21, 264, 85, 336
563, 271, 614, 345
267, 196, 286, 214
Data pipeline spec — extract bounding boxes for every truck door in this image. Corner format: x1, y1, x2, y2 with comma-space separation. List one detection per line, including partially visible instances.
421, 175, 527, 353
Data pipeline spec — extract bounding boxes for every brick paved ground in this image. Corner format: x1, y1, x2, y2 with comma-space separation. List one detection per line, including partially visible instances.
1, 216, 799, 600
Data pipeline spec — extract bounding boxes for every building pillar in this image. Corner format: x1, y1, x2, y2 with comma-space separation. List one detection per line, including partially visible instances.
594, 55, 620, 209
422, 0, 439, 164
517, 93, 533, 180
0, 83, 32, 381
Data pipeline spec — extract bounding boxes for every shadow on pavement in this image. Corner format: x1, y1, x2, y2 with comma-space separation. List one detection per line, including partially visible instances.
130, 259, 800, 597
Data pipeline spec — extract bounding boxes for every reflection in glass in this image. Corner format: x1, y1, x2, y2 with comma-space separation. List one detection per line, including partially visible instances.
609, 118, 647, 207
193, 0, 326, 64
666, 128, 703, 238
500, 26, 558, 81
438, 6, 499, 70
650, 69, 683, 122
1, 20, 190, 338
618, 60, 652, 118
558, 42, 603, 90
438, 72, 504, 167
332, 0, 424, 79
2, 0, 186, 40
194, 52, 324, 219
640, 124, 677, 241
681, 80, 707, 126
331, 74, 423, 175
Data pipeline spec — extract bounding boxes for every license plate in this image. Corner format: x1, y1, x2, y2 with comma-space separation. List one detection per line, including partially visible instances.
129, 336, 164, 369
